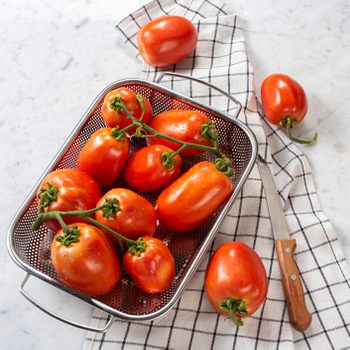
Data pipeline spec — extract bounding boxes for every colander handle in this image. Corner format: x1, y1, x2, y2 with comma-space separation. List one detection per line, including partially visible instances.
19, 273, 115, 333
156, 72, 242, 118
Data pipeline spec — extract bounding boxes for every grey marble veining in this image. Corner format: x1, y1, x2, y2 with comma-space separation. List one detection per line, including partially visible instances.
0, 0, 349, 349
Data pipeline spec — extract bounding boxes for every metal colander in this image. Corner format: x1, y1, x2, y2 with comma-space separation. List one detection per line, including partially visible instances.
7, 73, 257, 332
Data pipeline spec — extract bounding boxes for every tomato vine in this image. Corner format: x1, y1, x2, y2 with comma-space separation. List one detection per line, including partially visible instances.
32, 202, 147, 253
110, 96, 234, 177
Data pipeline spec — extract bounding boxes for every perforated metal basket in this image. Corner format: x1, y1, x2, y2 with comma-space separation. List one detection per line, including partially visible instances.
7, 72, 257, 333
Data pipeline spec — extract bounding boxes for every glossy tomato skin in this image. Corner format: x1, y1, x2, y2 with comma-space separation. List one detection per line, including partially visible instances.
124, 145, 182, 191
205, 242, 268, 318
156, 161, 233, 232
123, 236, 175, 293
77, 128, 130, 187
95, 188, 157, 241
261, 73, 308, 125
147, 110, 215, 157
137, 16, 197, 67
51, 223, 120, 296
37, 169, 101, 232
101, 88, 152, 130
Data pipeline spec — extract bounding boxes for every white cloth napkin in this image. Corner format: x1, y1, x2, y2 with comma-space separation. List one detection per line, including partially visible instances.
84, 0, 350, 348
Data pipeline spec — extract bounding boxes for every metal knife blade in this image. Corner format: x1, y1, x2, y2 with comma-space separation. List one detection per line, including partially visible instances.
257, 154, 289, 240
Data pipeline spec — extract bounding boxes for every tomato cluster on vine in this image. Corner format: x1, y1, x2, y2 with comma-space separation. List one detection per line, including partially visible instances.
32, 87, 267, 326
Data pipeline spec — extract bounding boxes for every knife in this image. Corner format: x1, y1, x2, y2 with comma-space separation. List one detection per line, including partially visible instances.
257, 154, 312, 332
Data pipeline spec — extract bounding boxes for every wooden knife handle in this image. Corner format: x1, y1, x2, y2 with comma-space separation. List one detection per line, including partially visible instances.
275, 239, 312, 332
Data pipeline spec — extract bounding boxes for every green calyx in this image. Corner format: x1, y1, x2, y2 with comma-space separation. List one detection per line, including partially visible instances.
215, 157, 234, 177
280, 117, 318, 145
128, 238, 147, 256
201, 121, 218, 141
38, 182, 58, 213
161, 151, 178, 170
110, 126, 125, 141
135, 93, 145, 116
101, 198, 120, 219
56, 225, 80, 247
110, 93, 145, 120
110, 95, 123, 113
220, 298, 248, 327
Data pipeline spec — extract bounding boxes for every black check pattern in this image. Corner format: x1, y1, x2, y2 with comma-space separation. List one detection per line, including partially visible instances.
84, 0, 350, 348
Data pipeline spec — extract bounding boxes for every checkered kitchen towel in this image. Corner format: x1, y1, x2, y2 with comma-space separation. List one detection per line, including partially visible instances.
84, 0, 350, 348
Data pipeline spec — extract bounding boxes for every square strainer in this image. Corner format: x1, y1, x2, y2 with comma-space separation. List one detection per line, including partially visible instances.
7, 73, 257, 333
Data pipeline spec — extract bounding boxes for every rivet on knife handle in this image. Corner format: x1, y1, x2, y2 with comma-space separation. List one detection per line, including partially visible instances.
275, 238, 312, 332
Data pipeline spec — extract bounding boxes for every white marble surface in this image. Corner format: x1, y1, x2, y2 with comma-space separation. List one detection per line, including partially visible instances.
0, 0, 349, 349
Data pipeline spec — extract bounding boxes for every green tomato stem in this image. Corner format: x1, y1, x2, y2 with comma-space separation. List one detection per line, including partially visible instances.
135, 93, 145, 121
168, 144, 187, 160
137, 120, 224, 157
83, 216, 136, 247
110, 96, 234, 177
201, 121, 218, 141
215, 157, 234, 177
161, 151, 179, 171
160, 144, 185, 170
32, 204, 137, 247
54, 213, 69, 232
220, 298, 248, 327
110, 124, 135, 140
284, 117, 318, 145
38, 182, 59, 213
56, 224, 80, 247
127, 237, 148, 256
114, 98, 224, 157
